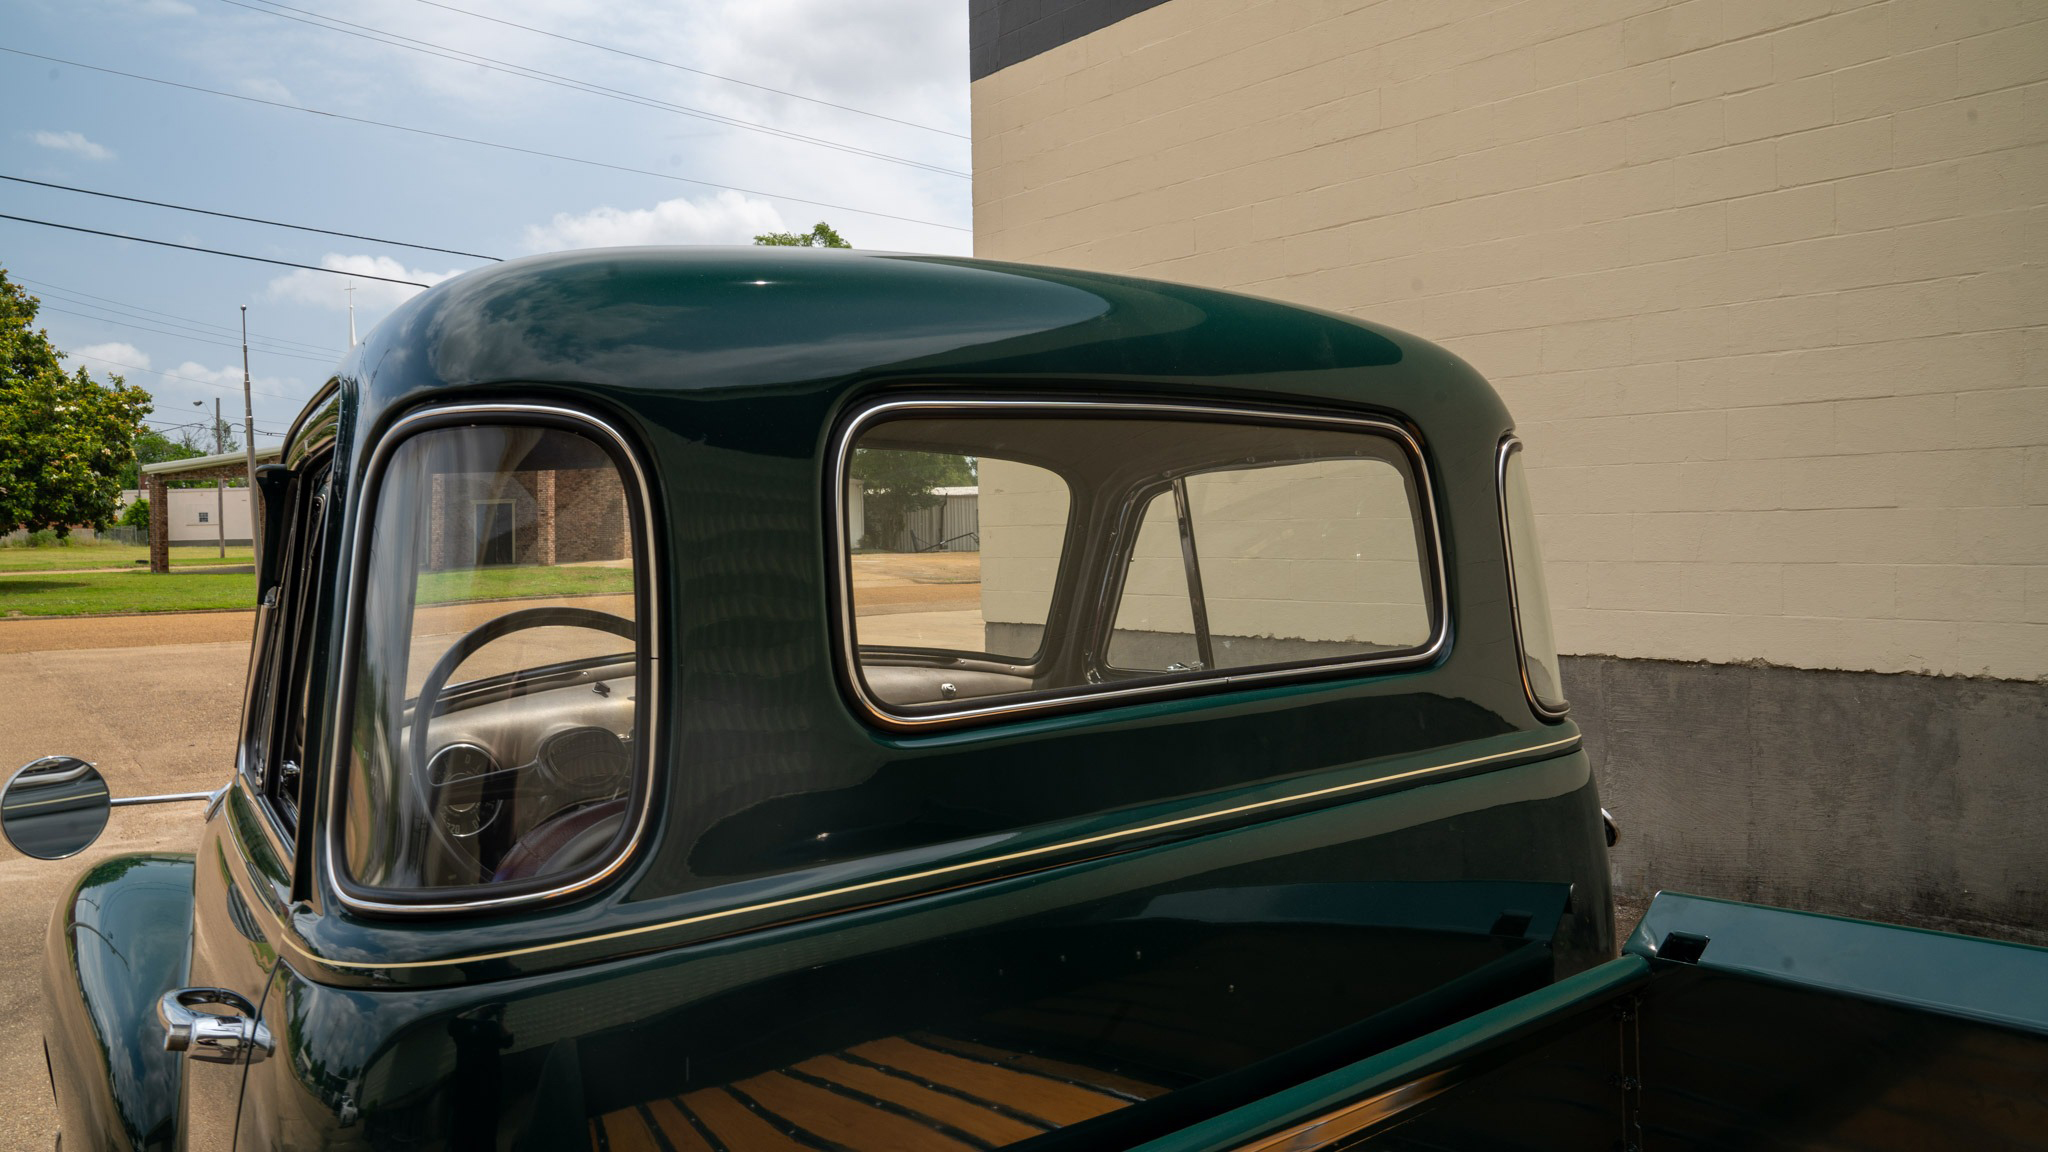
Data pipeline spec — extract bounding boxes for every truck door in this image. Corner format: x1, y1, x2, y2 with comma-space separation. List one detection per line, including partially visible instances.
170, 456, 330, 1151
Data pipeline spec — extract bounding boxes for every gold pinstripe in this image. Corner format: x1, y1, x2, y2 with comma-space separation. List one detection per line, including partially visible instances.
307, 734, 1581, 973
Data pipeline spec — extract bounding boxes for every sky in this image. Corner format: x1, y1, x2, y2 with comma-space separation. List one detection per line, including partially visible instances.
1, 0, 971, 448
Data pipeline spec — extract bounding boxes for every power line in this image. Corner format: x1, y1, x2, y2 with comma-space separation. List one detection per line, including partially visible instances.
411, 0, 969, 140
28, 280, 342, 356
17, 275, 342, 356
218, 0, 969, 179
38, 295, 339, 361
141, 417, 285, 439
0, 47, 972, 233
38, 303, 341, 366
0, 174, 500, 262
0, 212, 434, 288
25, 278, 343, 356
68, 351, 310, 401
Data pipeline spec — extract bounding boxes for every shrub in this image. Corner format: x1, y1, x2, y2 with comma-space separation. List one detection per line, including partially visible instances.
119, 497, 150, 528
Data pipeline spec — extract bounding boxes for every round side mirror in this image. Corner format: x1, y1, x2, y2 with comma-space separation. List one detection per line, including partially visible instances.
3, 756, 112, 860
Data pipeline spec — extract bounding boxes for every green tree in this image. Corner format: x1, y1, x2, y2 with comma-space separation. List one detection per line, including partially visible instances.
0, 269, 154, 536
753, 222, 851, 248
120, 426, 203, 488
119, 496, 150, 528
175, 417, 238, 457
851, 449, 975, 550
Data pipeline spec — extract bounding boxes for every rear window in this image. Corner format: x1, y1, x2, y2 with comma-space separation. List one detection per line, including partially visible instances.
837, 403, 1442, 726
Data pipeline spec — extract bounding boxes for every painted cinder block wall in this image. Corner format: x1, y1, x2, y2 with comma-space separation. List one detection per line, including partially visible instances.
969, 0, 2047, 941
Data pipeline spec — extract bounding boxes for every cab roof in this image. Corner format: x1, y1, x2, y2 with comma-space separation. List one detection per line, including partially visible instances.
332, 247, 1507, 436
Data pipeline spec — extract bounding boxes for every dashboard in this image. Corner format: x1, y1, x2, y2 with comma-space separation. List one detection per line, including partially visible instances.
413, 660, 637, 881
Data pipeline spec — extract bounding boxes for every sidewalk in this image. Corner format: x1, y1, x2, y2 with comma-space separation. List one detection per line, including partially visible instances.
0, 609, 255, 654
10, 563, 253, 576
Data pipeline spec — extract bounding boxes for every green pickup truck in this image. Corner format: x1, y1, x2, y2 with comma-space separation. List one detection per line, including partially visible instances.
7, 248, 2044, 1150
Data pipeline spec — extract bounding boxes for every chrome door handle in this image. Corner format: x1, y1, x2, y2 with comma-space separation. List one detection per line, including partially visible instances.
159, 987, 273, 1065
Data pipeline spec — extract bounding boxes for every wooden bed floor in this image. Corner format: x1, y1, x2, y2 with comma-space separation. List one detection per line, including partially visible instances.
590, 1032, 1168, 1151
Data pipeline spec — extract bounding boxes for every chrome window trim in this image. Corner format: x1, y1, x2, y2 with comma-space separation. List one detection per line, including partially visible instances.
233, 381, 336, 876
283, 379, 342, 470
830, 398, 1451, 731
235, 452, 333, 869
1497, 436, 1569, 720
323, 402, 662, 915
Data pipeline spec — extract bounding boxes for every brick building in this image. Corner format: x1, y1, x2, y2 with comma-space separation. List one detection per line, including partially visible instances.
969, 0, 2046, 940
427, 467, 629, 570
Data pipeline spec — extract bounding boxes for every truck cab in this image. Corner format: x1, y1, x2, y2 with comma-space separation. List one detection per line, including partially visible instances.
14, 248, 2035, 1151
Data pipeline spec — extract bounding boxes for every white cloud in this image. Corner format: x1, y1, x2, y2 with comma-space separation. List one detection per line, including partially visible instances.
164, 361, 308, 406
689, 0, 968, 126
164, 361, 242, 388
266, 255, 464, 313
163, 361, 299, 394
522, 190, 788, 252
180, 0, 971, 253
65, 342, 152, 372
157, 363, 310, 441
104, 0, 197, 15
235, 76, 297, 105
33, 130, 114, 161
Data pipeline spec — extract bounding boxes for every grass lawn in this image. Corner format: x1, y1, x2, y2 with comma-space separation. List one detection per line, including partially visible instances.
0, 562, 631, 618
0, 541, 254, 572
417, 565, 635, 604
0, 570, 258, 617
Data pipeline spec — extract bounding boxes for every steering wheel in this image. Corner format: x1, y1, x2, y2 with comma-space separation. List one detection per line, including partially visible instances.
407, 606, 636, 876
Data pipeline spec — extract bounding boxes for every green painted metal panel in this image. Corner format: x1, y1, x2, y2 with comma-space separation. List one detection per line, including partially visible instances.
1628, 891, 2048, 1036
1124, 955, 1651, 1152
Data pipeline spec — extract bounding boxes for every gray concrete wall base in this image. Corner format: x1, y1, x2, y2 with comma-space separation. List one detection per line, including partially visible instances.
1566, 655, 2048, 947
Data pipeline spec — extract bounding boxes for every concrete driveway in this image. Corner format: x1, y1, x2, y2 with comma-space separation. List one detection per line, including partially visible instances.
0, 613, 251, 1152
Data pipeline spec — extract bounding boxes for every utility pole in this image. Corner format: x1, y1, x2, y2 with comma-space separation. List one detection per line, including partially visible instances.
346, 280, 357, 347
214, 397, 226, 559
241, 306, 261, 558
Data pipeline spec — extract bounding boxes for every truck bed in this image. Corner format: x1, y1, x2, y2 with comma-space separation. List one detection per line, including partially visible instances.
591, 1032, 1161, 1151
1134, 894, 2048, 1152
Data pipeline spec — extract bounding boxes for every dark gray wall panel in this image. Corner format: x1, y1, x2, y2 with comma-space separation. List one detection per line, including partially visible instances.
971, 0, 1178, 80
1568, 655, 2048, 946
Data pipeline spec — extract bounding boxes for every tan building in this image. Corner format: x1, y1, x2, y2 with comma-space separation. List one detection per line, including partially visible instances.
160, 486, 254, 545
140, 447, 283, 568
970, 0, 2046, 940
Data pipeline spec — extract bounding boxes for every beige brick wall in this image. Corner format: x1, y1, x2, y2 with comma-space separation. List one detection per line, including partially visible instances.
978, 457, 1071, 629
972, 0, 2048, 679
1086, 457, 1432, 651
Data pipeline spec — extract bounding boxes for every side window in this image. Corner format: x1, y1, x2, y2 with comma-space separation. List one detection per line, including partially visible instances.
1108, 460, 1430, 674
340, 418, 649, 902
1499, 439, 1567, 717
838, 406, 1441, 725
241, 459, 331, 841
273, 469, 330, 830
1107, 496, 1200, 671
847, 450, 1070, 663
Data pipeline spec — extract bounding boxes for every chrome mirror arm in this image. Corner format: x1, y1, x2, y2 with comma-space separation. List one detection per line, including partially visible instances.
110, 789, 221, 808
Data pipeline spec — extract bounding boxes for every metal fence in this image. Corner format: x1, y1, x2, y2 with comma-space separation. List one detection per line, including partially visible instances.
0, 525, 148, 547
871, 492, 980, 553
